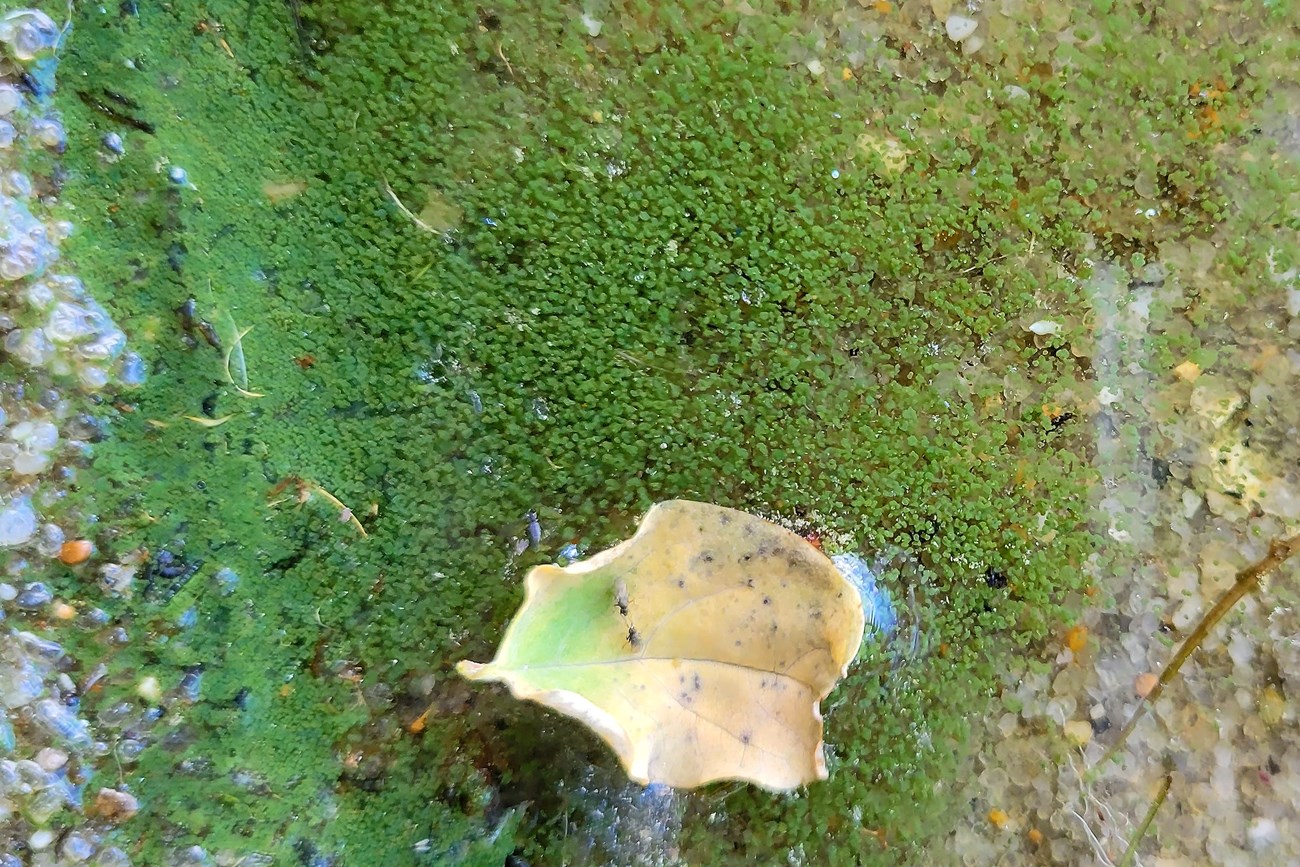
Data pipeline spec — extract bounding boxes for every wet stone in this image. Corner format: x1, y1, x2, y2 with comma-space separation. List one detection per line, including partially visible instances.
15, 581, 51, 607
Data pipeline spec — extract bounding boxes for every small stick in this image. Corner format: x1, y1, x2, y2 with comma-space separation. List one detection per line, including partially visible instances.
381, 178, 437, 234
268, 476, 369, 538
1097, 533, 1300, 768
1117, 774, 1171, 867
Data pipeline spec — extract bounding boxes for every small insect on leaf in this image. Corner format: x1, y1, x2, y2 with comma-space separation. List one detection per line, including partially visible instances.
625, 624, 642, 650
614, 578, 630, 617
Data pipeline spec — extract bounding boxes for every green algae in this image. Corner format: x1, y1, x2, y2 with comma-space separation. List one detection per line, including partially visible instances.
38, 0, 1300, 863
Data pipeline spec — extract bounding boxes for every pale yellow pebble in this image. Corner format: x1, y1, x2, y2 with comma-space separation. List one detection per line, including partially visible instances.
1173, 359, 1202, 381
1064, 719, 1093, 746
1259, 686, 1285, 727
137, 676, 162, 703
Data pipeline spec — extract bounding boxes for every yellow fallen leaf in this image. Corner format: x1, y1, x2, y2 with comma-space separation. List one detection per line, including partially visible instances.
458, 500, 866, 791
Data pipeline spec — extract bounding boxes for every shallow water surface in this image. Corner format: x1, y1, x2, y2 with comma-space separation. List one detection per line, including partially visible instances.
0, 1, 1299, 865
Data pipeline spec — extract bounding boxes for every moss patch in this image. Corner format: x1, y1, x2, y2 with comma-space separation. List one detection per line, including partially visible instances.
45, 0, 1300, 863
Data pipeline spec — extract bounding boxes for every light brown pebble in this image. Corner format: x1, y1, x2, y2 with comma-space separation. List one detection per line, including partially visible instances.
34, 747, 67, 771
987, 808, 1009, 829
58, 539, 93, 565
1135, 672, 1159, 698
51, 602, 76, 620
93, 788, 139, 822
1064, 719, 1093, 746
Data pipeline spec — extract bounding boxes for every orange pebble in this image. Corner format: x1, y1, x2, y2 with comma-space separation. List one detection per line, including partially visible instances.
1065, 624, 1088, 654
58, 540, 93, 565
1135, 672, 1159, 698
1027, 828, 1043, 845
988, 808, 1009, 829
52, 602, 77, 620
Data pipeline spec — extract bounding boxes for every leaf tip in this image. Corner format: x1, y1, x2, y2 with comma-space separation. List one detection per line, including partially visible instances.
456, 659, 489, 680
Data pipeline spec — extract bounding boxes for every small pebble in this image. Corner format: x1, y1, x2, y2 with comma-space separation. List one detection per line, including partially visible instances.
34, 747, 67, 771
29, 829, 56, 851
102, 132, 124, 155
1064, 624, 1088, 655
93, 787, 139, 822
987, 808, 1009, 829
16, 581, 53, 608
1063, 719, 1093, 746
1258, 686, 1285, 727
0, 496, 39, 547
945, 14, 978, 42
58, 539, 93, 565
52, 601, 76, 620
1028, 319, 1062, 336
60, 832, 95, 862
94, 847, 131, 867
1135, 672, 1159, 698
167, 165, 189, 186
1247, 817, 1280, 851
136, 676, 161, 702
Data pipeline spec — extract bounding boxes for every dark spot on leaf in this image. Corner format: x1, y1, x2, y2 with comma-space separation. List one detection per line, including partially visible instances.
762, 596, 771, 605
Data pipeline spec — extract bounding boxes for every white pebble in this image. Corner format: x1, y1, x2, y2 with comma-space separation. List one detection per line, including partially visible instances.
0, 83, 23, 116
0, 495, 38, 546
1247, 817, 1280, 850
137, 676, 162, 702
34, 747, 67, 771
0, 9, 61, 60
1028, 319, 1062, 335
29, 828, 56, 851
945, 14, 978, 43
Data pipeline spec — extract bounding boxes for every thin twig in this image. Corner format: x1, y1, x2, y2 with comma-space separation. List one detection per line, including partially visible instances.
382, 178, 437, 233
1097, 533, 1300, 768
268, 476, 369, 538
1117, 774, 1171, 867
